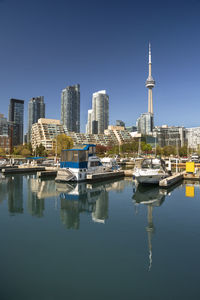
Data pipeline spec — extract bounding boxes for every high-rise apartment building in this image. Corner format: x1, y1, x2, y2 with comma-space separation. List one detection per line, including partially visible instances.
136, 112, 154, 135
0, 114, 10, 151
28, 96, 45, 143
61, 84, 80, 133
186, 127, 200, 150
9, 98, 24, 146
153, 125, 186, 147
116, 120, 125, 127
86, 109, 93, 134
91, 90, 109, 134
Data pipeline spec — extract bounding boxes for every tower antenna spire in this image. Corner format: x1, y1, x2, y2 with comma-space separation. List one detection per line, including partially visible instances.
146, 43, 155, 114
149, 42, 151, 64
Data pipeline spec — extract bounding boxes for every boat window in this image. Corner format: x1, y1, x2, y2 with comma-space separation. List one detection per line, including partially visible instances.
142, 159, 151, 169
151, 159, 161, 169
152, 163, 161, 169
73, 151, 78, 162
79, 151, 87, 162
61, 150, 73, 162
90, 161, 100, 167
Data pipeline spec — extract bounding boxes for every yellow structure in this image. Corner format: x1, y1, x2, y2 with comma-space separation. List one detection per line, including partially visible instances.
186, 162, 195, 173
185, 186, 195, 198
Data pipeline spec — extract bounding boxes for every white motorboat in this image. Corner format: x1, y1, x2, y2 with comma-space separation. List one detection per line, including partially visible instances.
133, 158, 169, 185
100, 157, 119, 170
0, 159, 7, 167
55, 144, 107, 182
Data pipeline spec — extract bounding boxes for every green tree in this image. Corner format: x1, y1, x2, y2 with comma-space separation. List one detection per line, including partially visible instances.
27, 143, 32, 155
156, 146, 162, 156
13, 145, 23, 155
141, 142, 152, 153
179, 145, 187, 157
21, 148, 31, 157
163, 145, 176, 157
54, 134, 73, 156
0, 148, 6, 156
36, 144, 46, 156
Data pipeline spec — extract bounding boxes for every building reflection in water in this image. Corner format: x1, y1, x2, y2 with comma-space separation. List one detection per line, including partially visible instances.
132, 185, 166, 271
56, 178, 132, 230
0, 175, 10, 204
56, 182, 109, 229
26, 176, 59, 217
0, 175, 133, 229
7, 175, 24, 214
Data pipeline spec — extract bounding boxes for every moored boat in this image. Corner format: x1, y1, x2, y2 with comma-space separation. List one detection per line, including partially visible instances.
133, 158, 169, 185
55, 144, 106, 182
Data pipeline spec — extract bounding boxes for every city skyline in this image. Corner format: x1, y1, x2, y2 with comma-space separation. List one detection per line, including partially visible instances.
0, 0, 200, 132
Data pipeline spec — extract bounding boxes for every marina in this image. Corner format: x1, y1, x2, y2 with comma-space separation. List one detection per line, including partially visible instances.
0, 175, 200, 299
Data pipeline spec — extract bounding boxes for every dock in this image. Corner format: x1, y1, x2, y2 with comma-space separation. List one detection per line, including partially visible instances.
0, 166, 19, 171
37, 170, 57, 178
159, 172, 185, 188
2, 166, 46, 174
87, 171, 124, 181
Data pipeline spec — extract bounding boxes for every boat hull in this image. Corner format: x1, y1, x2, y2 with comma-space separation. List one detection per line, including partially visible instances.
135, 174, 167, 185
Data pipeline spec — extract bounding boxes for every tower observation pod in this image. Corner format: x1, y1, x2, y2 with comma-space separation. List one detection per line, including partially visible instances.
145, 43, 155, 114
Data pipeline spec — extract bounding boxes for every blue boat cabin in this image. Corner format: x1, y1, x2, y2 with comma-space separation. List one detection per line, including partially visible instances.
60, 144, 97, 169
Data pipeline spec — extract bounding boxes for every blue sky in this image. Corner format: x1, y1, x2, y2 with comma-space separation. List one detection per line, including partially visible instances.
0, 0, 200, 132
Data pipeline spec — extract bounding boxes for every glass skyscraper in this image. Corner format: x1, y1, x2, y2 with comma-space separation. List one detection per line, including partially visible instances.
28, 96, 45, 143
136, 112, 154, 135
9, 98, 24, 146
61, 84, 80, 133
91, 90, 109, 134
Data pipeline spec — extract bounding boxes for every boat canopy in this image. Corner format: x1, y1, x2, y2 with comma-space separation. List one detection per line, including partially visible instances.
60, 144, 96, 169
141, 158, 166, 170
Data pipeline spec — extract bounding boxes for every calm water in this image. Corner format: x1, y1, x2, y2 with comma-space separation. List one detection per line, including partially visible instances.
0, 175, 200, 300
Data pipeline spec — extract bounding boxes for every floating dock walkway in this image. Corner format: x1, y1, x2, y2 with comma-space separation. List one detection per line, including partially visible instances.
87, 171, 124, 181
2, 166, 46, 174
37, 170, 57, 178
159, 172, 185, 188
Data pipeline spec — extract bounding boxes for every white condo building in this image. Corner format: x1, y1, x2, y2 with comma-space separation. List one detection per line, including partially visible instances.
86, 90, 109, 134
31, 118, 65, 151
186, 127, 200, 150
86, 109, 93, 134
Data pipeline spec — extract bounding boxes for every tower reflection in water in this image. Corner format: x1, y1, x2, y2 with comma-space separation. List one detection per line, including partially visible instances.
7, 176, 24, 214
132, 185, 166, 271
57, 182, 109, 229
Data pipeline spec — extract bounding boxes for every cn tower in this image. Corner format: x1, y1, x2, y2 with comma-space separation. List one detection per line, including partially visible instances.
145, 43, 155, 114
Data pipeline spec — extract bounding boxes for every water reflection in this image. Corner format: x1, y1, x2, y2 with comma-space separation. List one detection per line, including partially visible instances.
57, 182, 109, 229
0, 175, 9, 203
0, 175, 130, 229
132, 185, 166, 271
7, 176, 24, 214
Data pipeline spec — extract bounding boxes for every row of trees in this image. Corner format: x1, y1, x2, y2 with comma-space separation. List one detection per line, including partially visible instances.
96, 141, 152, 156
0, 135, 196, 158
155, 145, 188, 157
0, 134, 73, 157
96, 142, 193, 157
